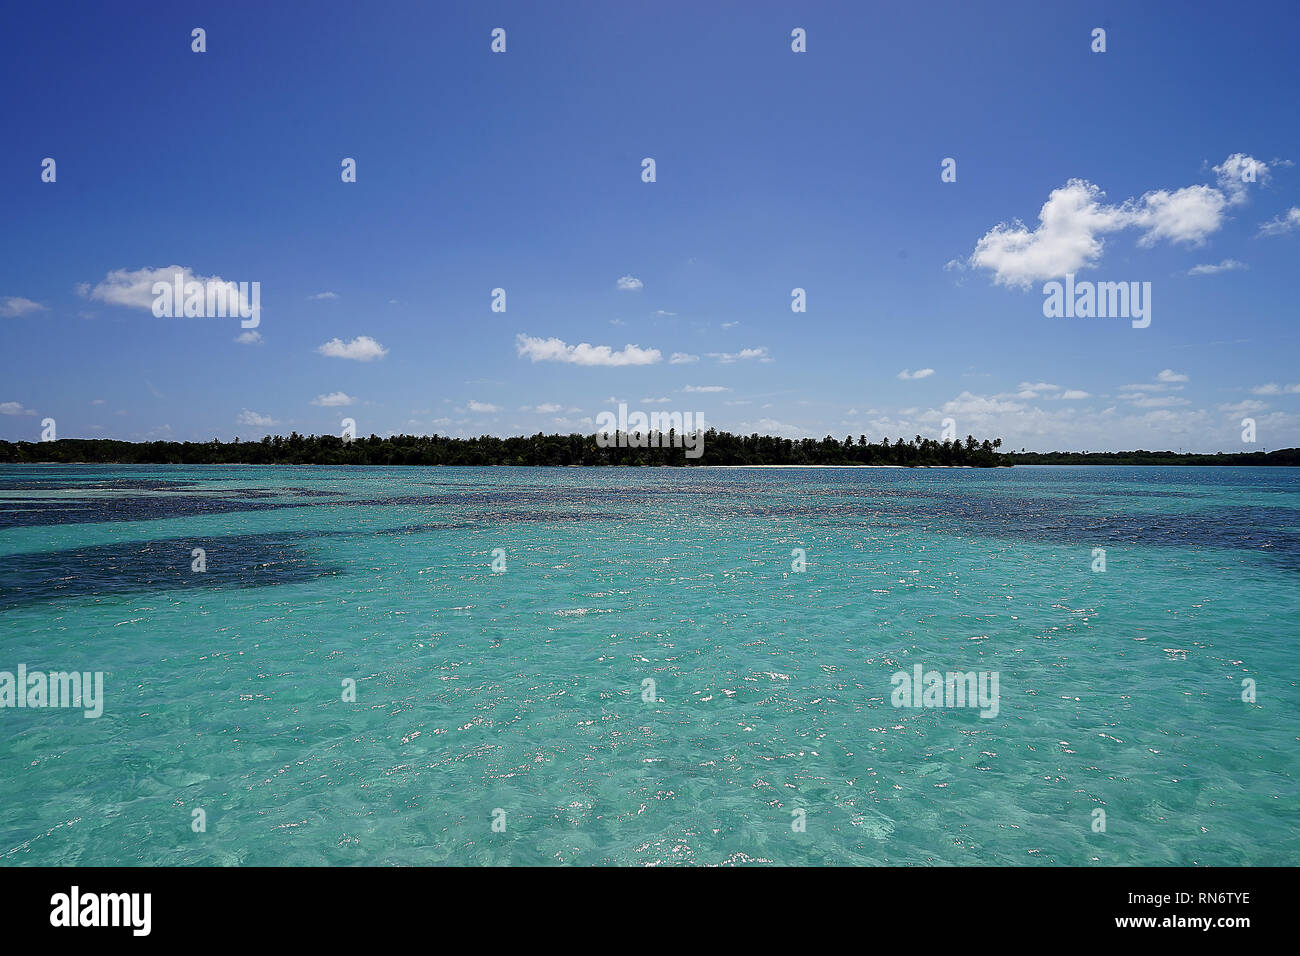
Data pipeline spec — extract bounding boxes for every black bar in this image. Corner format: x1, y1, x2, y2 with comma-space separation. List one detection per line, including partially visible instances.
0, 866, 1276, 943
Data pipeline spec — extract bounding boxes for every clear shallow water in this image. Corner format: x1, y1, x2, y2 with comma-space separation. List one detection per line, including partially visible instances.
0, 464, 1296, 866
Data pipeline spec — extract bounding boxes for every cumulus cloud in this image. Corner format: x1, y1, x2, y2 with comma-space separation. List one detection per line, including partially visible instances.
0, 296, 46, 317
515, 334, 661, 366
897, 368, 935, 380
0, 401, 36, 415
311, 391, 356, 407
467, 400, 501, 413
1157, 369, 1189, 383
669, 352, 699, 364
1213, 153, 1272, 204
82, 266, 256, 314
966, 156, 1268, 287
317, 335, 388, 361
236, 409, 277, 426
1132, 185, 1227, 247
235, 330, 263, 344
969, 181, 1133, 288
616, 275, 643, 291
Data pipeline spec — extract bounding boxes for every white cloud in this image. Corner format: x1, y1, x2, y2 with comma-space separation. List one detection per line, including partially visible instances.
1157, 369, 1189, 383
734, 418, 814, 438
308, 291, 339, 300
1119, 382, 1182, 394
524, 402, 564, 413
317, 335, 388, 361
467, 400, 501, 413
311, 391, 356, 407
683, 385, 729, 393
616, 275, 643, 291
967, 157, 1261, 287
0, 401, 36, 415
1133, 185, 1226, 247
515, 334, 661, 366
721, 321, 740, 329
0, 296, 46, 317
943, 391, 1025, 416
1258, 207, 1300, 238
1128, 395, 1191, 408
897, 368, 935, 380
1014, 382, 1062, 398
969, 180, 1133, 288
235, 330, 263, 345
828, 382, 1297, 453
709, 347, 770, 363
1251, 383, 1300, 395
1213, 153, 1271, 204
236, 409, 277, 426
1188, 259, 1246, 276
640, 397, 672, 404
653, 310, 676, 317
669, 352, 699, 364
1219, 400, 1268, 415
1060, 390, 1091, 400
83, 266, 255, 314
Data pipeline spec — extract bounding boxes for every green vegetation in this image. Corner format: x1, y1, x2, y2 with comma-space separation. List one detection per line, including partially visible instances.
1004, 448, 1300, 466
0, 432, 1005, 466
3, 435, 1295, 467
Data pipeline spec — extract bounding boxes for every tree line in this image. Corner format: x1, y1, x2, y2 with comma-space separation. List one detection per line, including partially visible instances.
0, 431, 1007, 467
1002, 448, 1300, 466
5, 434, 1293, 467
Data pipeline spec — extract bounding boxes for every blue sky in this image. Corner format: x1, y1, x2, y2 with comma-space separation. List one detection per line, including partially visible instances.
2, 0, 1298, 452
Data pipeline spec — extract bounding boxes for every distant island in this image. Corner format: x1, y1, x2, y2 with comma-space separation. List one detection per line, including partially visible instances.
1, 435, 1296, 467
1003, 448, 1299, 465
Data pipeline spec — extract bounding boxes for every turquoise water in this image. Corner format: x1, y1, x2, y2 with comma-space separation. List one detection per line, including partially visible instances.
0, 464, 1297, 866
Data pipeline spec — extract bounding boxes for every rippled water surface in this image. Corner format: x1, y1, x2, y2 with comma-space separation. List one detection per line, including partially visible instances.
1, 464, 1296, 865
